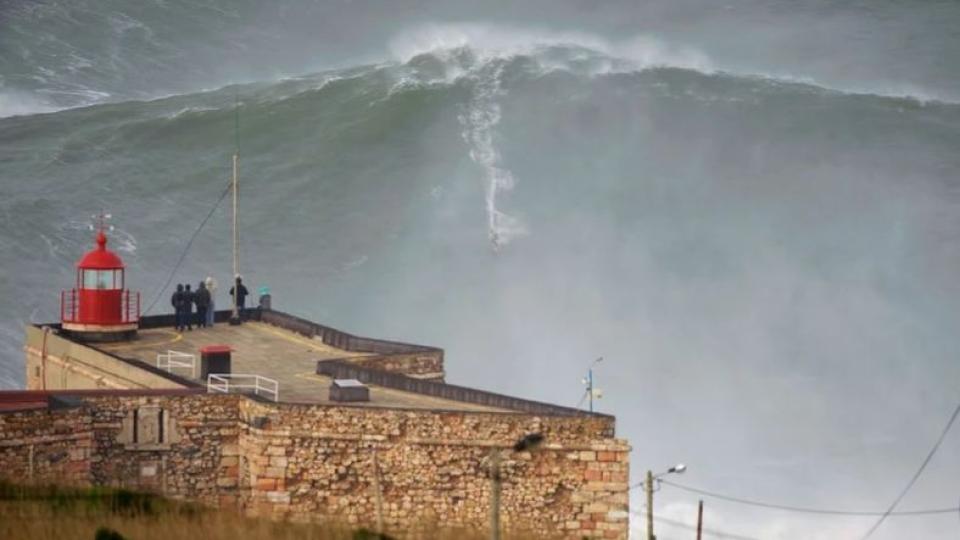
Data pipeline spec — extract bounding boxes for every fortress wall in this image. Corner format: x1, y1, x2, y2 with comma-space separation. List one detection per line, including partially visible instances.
0, 406, 93, 485
0, 393, 628, 539
23, 326, 190, 391
239, 399, 630, 539
83, 394, 243, 507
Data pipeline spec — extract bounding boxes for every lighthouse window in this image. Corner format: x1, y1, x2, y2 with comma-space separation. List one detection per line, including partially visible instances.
82, 269, 117, 289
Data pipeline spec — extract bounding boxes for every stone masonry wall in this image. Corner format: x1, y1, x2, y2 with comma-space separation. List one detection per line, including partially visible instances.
0, 406, 93, 485
342, 353, 445, 381
0, 394, 629, 539
85, 394, 243, 508
239, 400, 630, 538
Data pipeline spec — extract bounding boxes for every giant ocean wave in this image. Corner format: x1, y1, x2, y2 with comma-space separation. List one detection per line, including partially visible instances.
2, 41, 960, 390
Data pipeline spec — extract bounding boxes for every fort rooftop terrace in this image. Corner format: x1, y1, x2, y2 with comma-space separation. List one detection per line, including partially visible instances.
25, 307, 604, 419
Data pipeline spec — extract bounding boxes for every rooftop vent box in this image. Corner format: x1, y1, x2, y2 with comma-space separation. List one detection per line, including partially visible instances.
329, 379, 370, 402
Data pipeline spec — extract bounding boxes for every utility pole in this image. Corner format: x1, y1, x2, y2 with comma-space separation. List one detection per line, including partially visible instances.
646, 469, 654, 540
696, 499, 703, 540
229, 95, 241, 326
484, 435, 543, 540
371, 447, 384, 534
490, 449, 502, 540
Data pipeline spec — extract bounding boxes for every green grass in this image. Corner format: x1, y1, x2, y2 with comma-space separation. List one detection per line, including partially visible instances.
0, 481, 545, 540
0, 481, 366, 540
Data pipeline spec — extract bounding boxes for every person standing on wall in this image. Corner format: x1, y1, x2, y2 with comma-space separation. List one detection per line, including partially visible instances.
229, 276, 249, 320
194, 281, 211, 328
204, 276, 217, 326
183, 283, 195, 331
171, 284, 185, 331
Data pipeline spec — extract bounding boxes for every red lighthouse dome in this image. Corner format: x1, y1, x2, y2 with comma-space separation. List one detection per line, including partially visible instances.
61, 225, 140, 341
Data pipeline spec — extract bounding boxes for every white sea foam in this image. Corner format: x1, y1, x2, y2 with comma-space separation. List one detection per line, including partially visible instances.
0, 91, 57, 118
388, 22, 960, 104
164, 105, 220, 120
342, 255, 368, 271
39, 234, 63, 259
457, 60, 528, 250
390, 23, 713, 76
390, 23, 609, 64
111, 229, 138, 254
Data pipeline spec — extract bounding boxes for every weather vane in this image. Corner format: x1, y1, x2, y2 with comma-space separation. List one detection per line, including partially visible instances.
90, 210, 114, 234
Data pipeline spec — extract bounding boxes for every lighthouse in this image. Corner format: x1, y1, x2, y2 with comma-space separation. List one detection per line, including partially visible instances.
60, 219, 140, 341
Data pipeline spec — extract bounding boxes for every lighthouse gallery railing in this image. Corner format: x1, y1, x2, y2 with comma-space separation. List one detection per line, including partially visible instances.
61, 288, 140, 325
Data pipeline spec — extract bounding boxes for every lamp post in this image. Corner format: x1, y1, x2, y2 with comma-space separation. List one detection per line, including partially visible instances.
645, 464, 687, 540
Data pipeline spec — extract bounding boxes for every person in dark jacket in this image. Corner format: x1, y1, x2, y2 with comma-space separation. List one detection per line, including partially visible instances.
229, 276, 249, 320
183, 284, 194, 331
171, 284, 185, 331
194, 281, 211, 328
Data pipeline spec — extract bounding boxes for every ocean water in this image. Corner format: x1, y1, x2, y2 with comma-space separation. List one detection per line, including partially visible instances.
3, 2, 960, 539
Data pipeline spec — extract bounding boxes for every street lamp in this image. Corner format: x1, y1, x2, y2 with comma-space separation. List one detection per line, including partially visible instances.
645, 464, 687, 540
581, 357, 603, 412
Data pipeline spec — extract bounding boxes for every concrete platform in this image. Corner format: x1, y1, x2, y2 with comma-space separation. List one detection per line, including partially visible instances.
95, 321, 505, 412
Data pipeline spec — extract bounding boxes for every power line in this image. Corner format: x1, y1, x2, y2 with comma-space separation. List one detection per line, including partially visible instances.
662, 480, 960, 517
859, 400, 960, 539
142, 181, 232, 315
632, 509, 761, 540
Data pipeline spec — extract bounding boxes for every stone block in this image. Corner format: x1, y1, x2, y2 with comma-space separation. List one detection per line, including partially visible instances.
580, 451, 596, 461
217, 477, 237, 488
266, 491, 291, 504
584, 502, 609, 513
263, 467, 285, 478
609, 471, 627, 483
256, 478, 277, 491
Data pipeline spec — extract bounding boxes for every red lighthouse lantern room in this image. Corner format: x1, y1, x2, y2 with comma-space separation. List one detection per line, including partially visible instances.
61, 224, 140, 341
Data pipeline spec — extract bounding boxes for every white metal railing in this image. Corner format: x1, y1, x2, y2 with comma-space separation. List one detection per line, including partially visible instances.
156, 350, 197, 378
207, 374, 279, 402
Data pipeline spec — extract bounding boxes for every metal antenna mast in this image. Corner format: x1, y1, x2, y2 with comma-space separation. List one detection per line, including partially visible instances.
229, 90, 242, 325
583, 357, 603, 412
